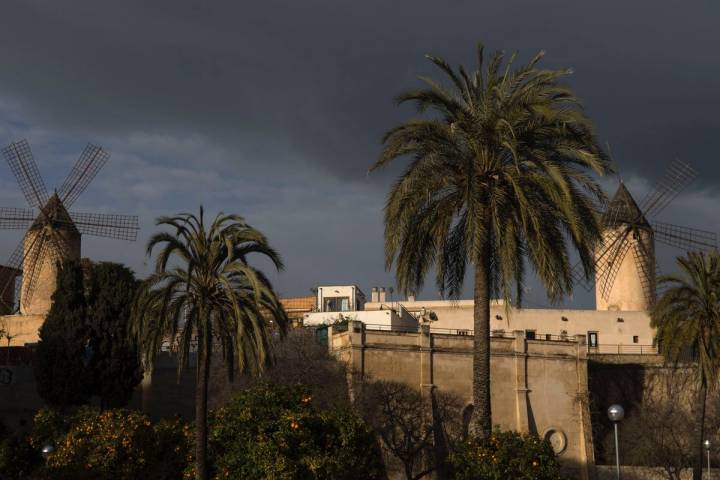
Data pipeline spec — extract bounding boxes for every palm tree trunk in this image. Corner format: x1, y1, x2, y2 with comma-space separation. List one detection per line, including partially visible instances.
693, 382, 707, 480
472, 236, 492, 439
195, 322, 212, 480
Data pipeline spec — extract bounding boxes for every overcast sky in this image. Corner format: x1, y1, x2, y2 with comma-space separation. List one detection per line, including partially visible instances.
0, 0, 718, 307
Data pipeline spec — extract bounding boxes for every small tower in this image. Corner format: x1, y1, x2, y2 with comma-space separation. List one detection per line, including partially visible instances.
21, 194, 81, 316
595, 183, 656, 311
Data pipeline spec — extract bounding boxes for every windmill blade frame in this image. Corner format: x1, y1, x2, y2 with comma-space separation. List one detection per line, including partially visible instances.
0, 208, 36, 230
57, 143, 110, 208
639, 159, 696, 219
652, 221, 717, 252
2, 140, 50, 209
631, 239, 656, 306
20, 232, 54, 311
67, 211, 140, 241
0, 239, 25, 313
570, 228, 628, 290
598, 231, 633, 301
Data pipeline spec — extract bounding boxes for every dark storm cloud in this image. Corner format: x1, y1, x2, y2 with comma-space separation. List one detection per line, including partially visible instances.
2, 1, 718, 180
0, 0, 719, 303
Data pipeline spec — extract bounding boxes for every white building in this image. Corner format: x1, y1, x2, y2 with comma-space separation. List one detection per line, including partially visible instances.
303, 284, 656, 354
303, 285, 418, 331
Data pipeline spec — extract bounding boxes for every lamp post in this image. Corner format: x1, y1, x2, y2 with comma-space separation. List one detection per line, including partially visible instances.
704, 439, 711, 479
41, 443, 54, 461
608, 404, 624, 480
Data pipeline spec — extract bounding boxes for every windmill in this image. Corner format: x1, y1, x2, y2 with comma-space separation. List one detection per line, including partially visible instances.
0, 139, 139, 316
572, 159, 717, 311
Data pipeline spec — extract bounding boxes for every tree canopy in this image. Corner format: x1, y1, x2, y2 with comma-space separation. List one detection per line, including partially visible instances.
34, 260, 141, 410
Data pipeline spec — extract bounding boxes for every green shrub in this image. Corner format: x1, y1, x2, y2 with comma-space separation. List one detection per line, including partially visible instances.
31, 408, 191, 480
448, 429, 564, 480
205, 383, 385, 480
0, 434, 42, 479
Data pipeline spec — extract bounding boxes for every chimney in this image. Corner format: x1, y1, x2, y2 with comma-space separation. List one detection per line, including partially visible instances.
378, 287, 386, 303
371, 287, 379, 303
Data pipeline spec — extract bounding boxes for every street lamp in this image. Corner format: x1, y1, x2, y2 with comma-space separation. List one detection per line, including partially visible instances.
704, 439, 711, 479
41, 443, 54, 461
608, 404, 624, 480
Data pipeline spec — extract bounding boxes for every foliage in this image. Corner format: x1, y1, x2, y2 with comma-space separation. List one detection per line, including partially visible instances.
204, 382, 385, 480
131, 208, 289, 480
370, 42, 612, 435
651, 251, 720, 386
31, 407, 191, 480
448, 429, 563, 480
650, 250, 720, 480
0, 423, 42, 479
358, 381, 463, 480
33, 260, 141, 410
33, 260, 92, 409
85, 261, 142, 408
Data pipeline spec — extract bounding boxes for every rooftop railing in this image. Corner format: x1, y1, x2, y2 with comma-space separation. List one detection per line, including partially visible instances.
588, 344, 659, 355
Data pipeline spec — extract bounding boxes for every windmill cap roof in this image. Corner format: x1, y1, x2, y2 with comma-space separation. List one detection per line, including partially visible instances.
603, 183, 649, 227
30, 193, 80, 234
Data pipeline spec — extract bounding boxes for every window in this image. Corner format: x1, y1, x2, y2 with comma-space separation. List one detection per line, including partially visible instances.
588, 331, 598, 348
633, 335, 639, 344
525, 330, 536, 340
324, 297, 350, 312
545, 334, 552, 341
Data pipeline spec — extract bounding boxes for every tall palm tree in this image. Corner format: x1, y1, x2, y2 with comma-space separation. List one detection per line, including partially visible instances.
131, 208, 289, 480
371, 44, 612, 437
651, 251, 720, 480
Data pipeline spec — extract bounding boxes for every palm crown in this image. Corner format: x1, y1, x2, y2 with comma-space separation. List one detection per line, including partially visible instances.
372, 44, 612, 304
652, 251, 720, 387
132, 208, 289, 379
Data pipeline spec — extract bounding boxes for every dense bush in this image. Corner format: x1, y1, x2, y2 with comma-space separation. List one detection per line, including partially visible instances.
448, 429, 564, 480
0, 421, 41, 479
30, 407, 191, 480
205, 383, 385, 480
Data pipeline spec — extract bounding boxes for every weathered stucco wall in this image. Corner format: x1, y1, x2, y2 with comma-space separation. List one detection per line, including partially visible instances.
364, 300, 655, 349
329, 322, 595, 479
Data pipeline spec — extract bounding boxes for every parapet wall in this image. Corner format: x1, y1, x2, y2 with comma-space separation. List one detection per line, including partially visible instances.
329, 322, 595, 480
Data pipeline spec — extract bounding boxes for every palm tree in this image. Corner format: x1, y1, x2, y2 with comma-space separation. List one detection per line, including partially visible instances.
131, 208, 289, 480
371, 43, 612, 437
651, 251, 720, 480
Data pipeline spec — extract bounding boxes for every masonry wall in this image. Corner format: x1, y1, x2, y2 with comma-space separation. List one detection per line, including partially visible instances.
0, 314, 45, 346
364, 300, 655, 348
330, 322, 595, 480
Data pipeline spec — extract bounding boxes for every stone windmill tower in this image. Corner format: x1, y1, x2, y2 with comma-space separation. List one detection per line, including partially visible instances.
0, 140, 139, 317
594, 183, 655, 311
572, 160, 718, 311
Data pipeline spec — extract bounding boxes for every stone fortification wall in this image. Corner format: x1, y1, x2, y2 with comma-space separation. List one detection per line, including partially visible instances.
329, 322, 595, 480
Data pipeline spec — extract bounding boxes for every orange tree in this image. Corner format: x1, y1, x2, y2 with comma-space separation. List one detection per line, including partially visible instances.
203, 383, 385, 479
30, 407, 191, 480
448, 429, 563, 480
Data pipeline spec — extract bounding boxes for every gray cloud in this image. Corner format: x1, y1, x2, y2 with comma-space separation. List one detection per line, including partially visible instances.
0, 0, 719, 305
